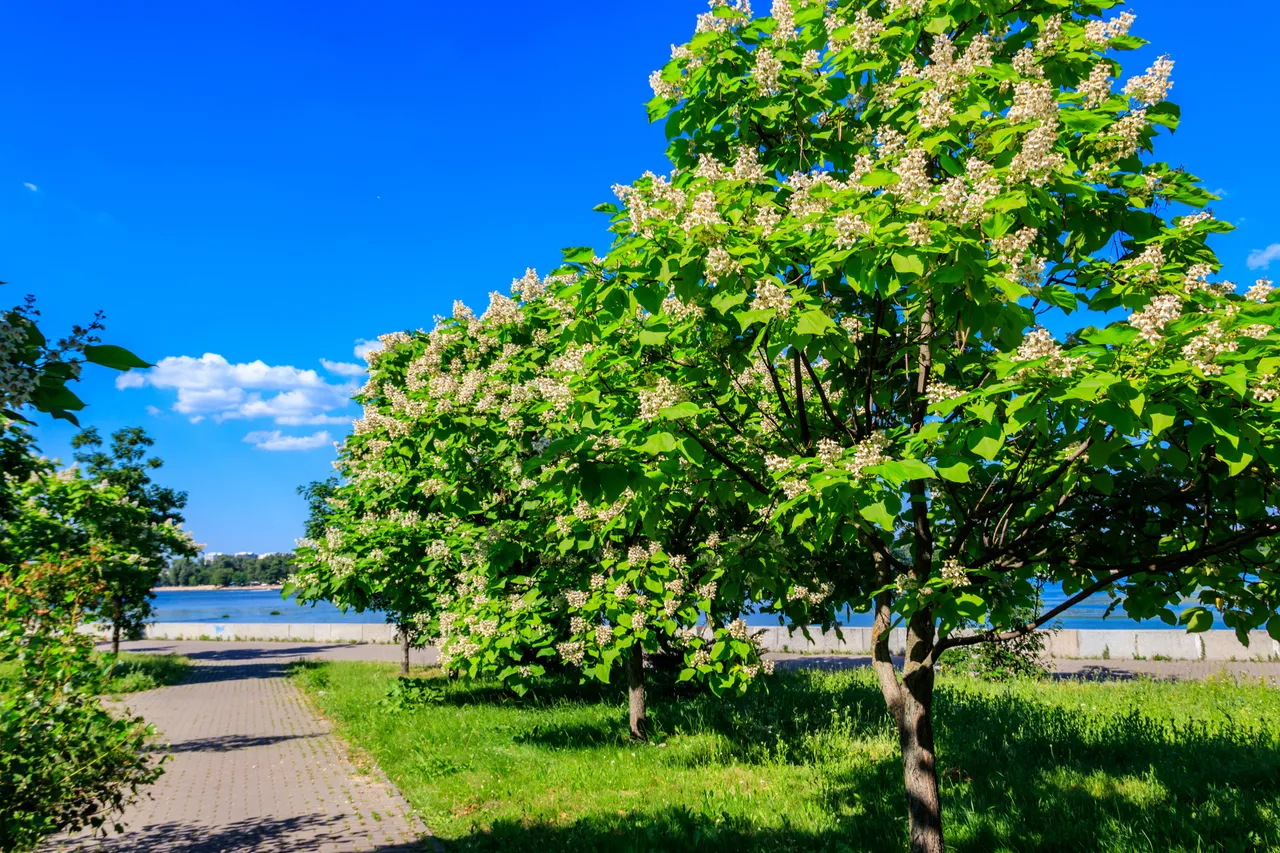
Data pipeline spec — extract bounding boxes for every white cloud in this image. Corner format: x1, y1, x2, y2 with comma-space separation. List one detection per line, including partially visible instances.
1247, 244, 1280, 271
353, 338, 382, 360
22, 182, 37, 192
118, 352, 357, 425
145, 405, 163, 417
321, 358, 366, 378
243, 430, 332, 451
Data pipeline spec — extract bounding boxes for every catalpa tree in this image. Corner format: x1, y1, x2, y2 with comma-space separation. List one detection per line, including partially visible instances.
572, 0, 1280, 849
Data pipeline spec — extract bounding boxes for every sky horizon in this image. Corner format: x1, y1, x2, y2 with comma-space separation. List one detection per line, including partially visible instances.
5, 0, 1277, 553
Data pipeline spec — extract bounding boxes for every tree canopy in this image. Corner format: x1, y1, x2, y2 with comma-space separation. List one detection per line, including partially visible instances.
293, 1, 1280, 849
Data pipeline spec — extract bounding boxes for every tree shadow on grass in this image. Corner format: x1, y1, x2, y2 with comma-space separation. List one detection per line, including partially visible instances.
418, 670, 1280, 852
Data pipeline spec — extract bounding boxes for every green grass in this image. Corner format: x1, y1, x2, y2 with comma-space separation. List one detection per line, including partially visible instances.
100, 652, 191, 694
293, 661, 1280, 853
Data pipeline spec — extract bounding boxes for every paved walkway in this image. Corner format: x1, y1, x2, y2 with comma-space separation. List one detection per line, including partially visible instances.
44, 639, 1280, 852
47, 642, 436, 853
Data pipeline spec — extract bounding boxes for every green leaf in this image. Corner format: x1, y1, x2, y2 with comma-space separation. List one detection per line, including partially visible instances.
890, 251, 924, 277
1147, 404, 1177, 437
936, 458, 972, 483
967, 424, 1003, 461
734, 308, 776, 332
859, 169, 900, 187
638, 329, 669, 346
561, 246, 596, 263
890, 458, 936, 481
858, 500, 896, 530
1268, 615, 1280, 642
711, 290, 747, 314
83, 344, 152, 371
794, 309, 836, 336
1178, 606, 1213, 633
637, 432, 677, 454
1082, 326, 1140, 347
659, 402, 700, 420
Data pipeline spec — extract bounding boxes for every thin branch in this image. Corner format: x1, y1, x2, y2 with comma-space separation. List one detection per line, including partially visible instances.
937, 521, 1280, 654
800, 351, 859, 441
791, 349, 811, 449
678, 426, 768, 495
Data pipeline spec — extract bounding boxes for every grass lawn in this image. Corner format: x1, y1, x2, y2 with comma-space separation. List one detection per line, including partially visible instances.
100, 651, 190, 694
294, 661, 1280, 852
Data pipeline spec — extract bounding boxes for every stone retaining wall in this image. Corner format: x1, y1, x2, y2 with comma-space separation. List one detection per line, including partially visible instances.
127, 622, 1280, 661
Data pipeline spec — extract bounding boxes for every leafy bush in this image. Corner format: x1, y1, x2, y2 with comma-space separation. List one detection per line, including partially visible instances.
0, 558, 163, 852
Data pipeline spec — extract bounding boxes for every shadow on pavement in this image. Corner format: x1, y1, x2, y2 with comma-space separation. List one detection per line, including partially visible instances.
156, 733, 319, 754
45, 814, 433, 852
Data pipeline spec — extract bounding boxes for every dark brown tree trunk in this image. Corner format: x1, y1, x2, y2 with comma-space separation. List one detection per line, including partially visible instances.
400, 627, 411, 676
627, 643, 646, 740
111, 596, 122, 657
900, 613, 944, 853
895, 295, 945, 853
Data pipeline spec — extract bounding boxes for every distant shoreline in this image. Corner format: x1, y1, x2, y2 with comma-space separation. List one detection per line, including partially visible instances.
153, 585, 285, 592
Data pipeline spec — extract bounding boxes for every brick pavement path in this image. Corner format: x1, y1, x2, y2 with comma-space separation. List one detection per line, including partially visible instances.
46, 642, 434, 853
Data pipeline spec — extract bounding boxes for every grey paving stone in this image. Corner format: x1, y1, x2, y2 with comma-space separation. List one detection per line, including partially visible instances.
45, 642, 432, 852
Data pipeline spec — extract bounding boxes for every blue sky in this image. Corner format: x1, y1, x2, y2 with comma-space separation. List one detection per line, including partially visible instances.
4, 1, 1277, 553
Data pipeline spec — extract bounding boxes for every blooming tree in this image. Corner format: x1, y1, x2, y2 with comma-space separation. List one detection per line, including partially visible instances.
71, 426, 197, 654
1, 290, 171, 850
577, 0, 1280, 849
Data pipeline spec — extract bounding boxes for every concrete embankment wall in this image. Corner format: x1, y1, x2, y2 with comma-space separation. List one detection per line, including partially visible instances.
126, 622, 1280, 661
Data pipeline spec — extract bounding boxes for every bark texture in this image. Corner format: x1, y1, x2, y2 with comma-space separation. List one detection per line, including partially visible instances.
111, 596, 122, 657
902, 613, 944, 853
400, 628, 411, 676
627, 643, 646, 740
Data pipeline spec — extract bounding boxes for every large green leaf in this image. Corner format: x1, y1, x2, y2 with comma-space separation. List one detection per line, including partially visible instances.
794, 309, 836, 336
83, 344, 152, 371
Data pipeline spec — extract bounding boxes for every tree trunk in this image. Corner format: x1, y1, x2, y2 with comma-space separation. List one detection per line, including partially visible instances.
900, 612, 944, 853
111, 596, 122, 657
400, 627, 411, 676
627, 643, 646, 740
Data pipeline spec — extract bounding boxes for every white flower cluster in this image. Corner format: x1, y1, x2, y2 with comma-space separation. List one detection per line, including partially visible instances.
684, 190, 725, 232
1128, 294, 1182, 344
1181, 320, 1237, 375
556, 640, 585, 666
753, 46, 783, 96
704, 246, 740, 283
1084, 12, 1136, 46
846, 432, 889, 479
833, 212, 869, 249
785, 170, 853, 227
887, 0, 925, 13
751, 279, 793, 316
1012, 328, 1084, 377
815, 437, 843, 467
840, 315, 863, 342
638, 376, 684, 421
941, 558, 970, 587
925, 379, 963, 404
991, 227, 1045, 288
612, 171, 686, 238
1246, 278, 1274, 303
1123, 56, 1174, 108
1253, 375, 1278, 403
662, 291, 704, 322
1123, 245, 1165, 285
1078, 62, 1112, 108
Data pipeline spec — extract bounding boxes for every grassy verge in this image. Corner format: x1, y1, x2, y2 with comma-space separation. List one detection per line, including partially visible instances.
100, 652, 191, 694
294, 661, 1280, 852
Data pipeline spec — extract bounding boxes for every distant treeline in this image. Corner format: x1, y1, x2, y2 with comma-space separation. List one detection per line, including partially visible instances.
161, 553, 295, 587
